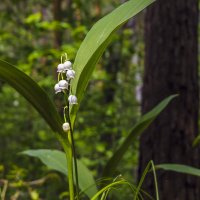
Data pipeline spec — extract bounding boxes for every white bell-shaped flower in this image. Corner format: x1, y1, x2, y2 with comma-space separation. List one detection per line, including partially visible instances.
54, 83, 62, 94
63, 61, 72, 71
57, 63, 65, 73
62, 122, 70, 132
66, 69, 75, 80
68, 95, 78, 104
58, 80, 68, 90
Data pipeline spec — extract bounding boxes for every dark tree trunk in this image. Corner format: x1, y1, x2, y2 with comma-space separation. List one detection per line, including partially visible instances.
53, 0, 63, 48
139, 0, 200, 199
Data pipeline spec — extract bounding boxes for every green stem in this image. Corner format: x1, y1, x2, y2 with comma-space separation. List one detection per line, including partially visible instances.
69, 120, 80, 200
64, 91, 79, 199
67, 136, 75, 200
62, 136, 75, 200
67, 103, 79, 199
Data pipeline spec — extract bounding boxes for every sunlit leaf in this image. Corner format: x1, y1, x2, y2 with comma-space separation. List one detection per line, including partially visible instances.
70, 0, 155, 127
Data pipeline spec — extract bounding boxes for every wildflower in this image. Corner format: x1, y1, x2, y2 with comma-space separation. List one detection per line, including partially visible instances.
63, 61, 72, 71
66, 69, 75, 80
68, 95, 78, 104
57, 63, 65, 73
58, 80, 68, 90
62, 122, 70, 132
54, 83, 62, 94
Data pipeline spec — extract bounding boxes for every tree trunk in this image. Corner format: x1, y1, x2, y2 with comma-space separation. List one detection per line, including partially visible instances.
139, 0, 200, 199
53, 0, 63, 48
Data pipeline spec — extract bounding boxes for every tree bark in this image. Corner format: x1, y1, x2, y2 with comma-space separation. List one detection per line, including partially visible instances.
53, 0, 63, 48
139, 0, 200, 199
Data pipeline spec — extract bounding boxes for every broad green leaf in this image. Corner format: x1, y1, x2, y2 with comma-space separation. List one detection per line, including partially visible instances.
21, 149, 98, 198
156, 164, 200, 177
70, 0, 155, 127
0, 60, 63, 135
102, 95, 177, 178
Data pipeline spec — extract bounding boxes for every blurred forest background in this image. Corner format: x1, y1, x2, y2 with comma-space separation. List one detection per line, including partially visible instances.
0, 1, 142, 199
0, 0, 200, 199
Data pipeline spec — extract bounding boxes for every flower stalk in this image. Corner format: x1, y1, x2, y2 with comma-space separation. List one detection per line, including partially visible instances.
54, 54, 79, 200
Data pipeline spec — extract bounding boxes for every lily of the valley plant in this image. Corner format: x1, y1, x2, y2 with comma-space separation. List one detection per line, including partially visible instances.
54, 54, 79, 200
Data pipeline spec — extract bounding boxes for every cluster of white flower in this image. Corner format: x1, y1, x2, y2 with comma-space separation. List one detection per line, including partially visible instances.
54, 58, 78, 132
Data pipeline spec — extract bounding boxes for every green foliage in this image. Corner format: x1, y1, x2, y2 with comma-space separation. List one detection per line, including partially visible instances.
192, 134, 200, 147
70, 0, 155, 127
0, 85, 54, 163
91, 179, 132, 200
21, 149, 98, 199
25, 12, 42, 24
0, 0, 156, 199
134, 161, 159, 200
156, 164, 200, 177
103, 95, 178, 178
90, 160, 159, 200
0, 60, 63, 135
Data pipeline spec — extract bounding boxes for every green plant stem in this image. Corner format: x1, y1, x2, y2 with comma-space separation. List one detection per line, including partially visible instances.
66, 136, 75, 200
64, 91, 79, 199
68, 106, 79, 199
60, 136, 74, 200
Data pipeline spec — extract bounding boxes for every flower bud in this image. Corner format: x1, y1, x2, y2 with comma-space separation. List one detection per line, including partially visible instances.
66, 69, 75, 80
68, 95, 78, 104
62, 122, 70, 132
58, 80, 68, 90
